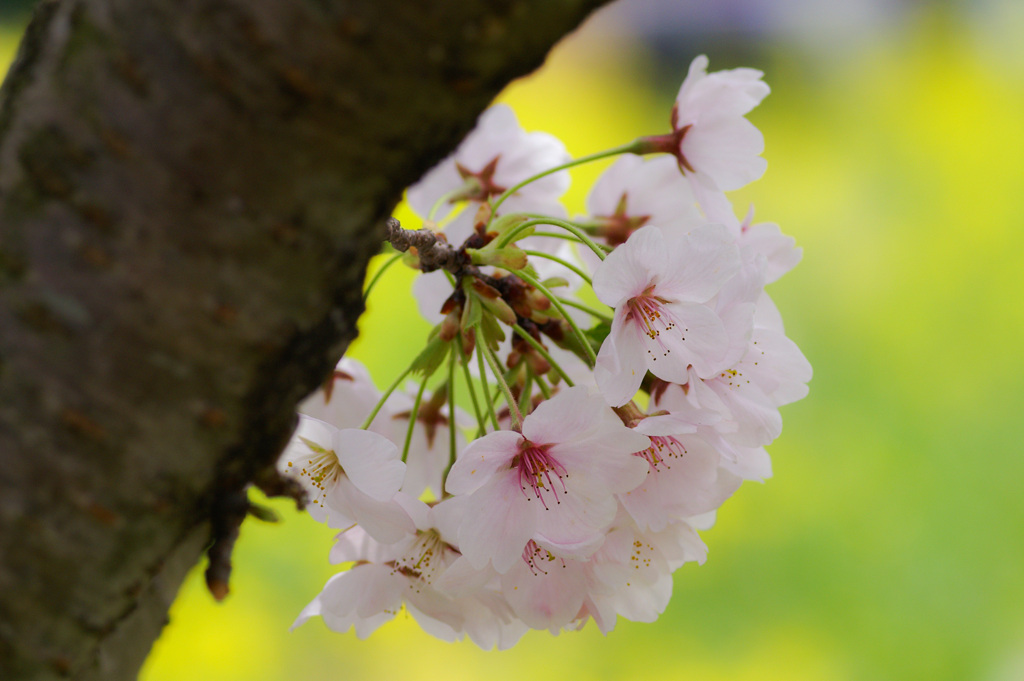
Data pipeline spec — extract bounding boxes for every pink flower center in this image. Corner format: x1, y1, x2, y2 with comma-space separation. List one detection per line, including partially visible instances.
637, 435, 687, 472
625, 287, 684, 362
512, 441, 568, 509
522, 540, 566, 575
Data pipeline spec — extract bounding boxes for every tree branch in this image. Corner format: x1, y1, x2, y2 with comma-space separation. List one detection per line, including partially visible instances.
0, 0, 610, 678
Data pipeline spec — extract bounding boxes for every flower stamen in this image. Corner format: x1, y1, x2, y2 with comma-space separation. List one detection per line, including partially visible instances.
625, 288, 685, 363
513, 441, 569, 509
636, 435, 687, 472
522, 540, 565, 575
392, 529, 450, 588
293, 437, 344, 507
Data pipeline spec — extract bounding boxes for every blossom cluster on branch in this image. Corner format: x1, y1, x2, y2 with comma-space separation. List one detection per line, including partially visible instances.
281, 55, 811, 647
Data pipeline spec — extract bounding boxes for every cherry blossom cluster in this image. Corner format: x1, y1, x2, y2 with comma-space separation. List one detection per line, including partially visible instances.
281, 55, 811, 647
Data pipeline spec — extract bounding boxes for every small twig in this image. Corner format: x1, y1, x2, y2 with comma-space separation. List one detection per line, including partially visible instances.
204, 465, 306, 601
204, 487, 248, 601
385, 217, 468, 273
253, 465, 306, 509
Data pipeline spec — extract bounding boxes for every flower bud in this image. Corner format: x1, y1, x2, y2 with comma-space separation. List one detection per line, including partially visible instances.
488, 212, 532, 239
466, 246, 529, 270
439, 309, 460, 341
460, 325, 476, 358
473, 202, 493, 233
480, 295, 518, 326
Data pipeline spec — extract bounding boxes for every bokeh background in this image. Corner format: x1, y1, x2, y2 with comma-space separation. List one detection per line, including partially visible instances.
4, 0, 1024, 679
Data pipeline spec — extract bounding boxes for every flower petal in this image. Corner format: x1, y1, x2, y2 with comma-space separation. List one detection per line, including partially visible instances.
457, 473, 536, 572
445, 430, 522, 496
654, 224, 741, 302
333, 429, 405, 502
592, 225, 666, 307
595, 309, 651, 407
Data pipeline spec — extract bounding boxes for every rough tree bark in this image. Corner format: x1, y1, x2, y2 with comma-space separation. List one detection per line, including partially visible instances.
0, 1, 610, 678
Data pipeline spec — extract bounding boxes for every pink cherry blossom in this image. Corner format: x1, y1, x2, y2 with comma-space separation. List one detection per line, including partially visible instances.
293, 513, 463, 641
585, 154, 703, 246
673, 55, 770, 192
572, 154, 713, 276
638, 56, 769, 219
739, 217, 803, 284
501, 541, 591, 631
445, 386, 649, 572
406, 105, 574, 326
493, 513, 708, 634
659, 324, 812, 453
407, 103, 570, 247
618, 416, 741, 532
284, 52, 810, 647
592, 223, 741, 406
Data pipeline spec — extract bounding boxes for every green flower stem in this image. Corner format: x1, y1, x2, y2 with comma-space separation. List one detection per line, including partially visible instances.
529, 230, 613, 251
514, 268, 598, 367
522, 250, 593, 285
447, 348, 457, 474
557, 297, 613, 323
360, 362, 416, 430
402, 373, 430, 463
492, 218, 558, 248
489, 140, 644, 216
511, 323, 575, 387
496, 216, 607, 261
456, 341, 488, 435
518, 372, 534, 415
535, 372, 553, 400
363, 252, 403, 300
532, 216, 608, 261
476, 341, 500, 431
566, 219, 602, 235
478, 325, 523, 430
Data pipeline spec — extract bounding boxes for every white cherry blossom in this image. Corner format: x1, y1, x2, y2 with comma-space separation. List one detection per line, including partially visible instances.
593, 223, 741, 406
298, 357, 381, 429
293, 517, 463, 641
278, 416, 413, 542
380, 386, 468, 500
296, 496, 528, 647
578, 516, 706, 633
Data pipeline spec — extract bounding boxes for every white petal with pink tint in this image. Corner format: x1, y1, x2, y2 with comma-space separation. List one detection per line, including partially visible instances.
593, 225, 741, 405
673, 55, 770, 194
446, 387, 648, 573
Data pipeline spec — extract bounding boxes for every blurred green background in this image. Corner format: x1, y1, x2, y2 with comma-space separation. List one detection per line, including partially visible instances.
4, 1, 1024, 679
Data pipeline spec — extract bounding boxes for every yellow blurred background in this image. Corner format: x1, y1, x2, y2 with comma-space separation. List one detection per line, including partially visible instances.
4, 1, 1024, 679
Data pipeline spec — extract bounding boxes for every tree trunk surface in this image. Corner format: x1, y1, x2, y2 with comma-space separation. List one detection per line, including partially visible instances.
0, 1, 607, 677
